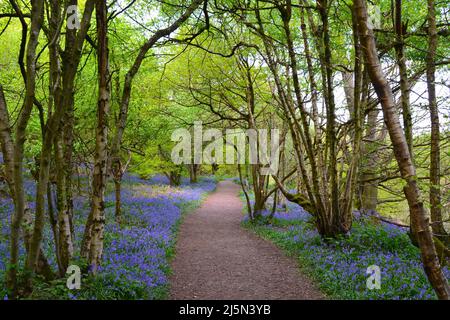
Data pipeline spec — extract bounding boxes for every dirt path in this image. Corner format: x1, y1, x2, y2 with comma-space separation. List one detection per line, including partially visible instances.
169, 181, 324, 300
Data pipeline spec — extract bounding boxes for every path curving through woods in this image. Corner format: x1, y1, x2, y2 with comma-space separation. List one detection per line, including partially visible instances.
169, 181, 324, 300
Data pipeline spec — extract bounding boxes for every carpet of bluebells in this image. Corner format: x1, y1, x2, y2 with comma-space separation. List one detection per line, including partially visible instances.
0, 174, 216, 300
243, 200, 450, 300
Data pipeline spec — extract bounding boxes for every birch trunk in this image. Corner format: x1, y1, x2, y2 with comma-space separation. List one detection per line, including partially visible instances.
87, 0, 110, 272
25, 0, 95, 282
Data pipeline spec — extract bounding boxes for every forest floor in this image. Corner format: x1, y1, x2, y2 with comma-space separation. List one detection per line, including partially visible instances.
0, 175, 217, 300
169, 181, 324, 300
242, 198, 450, 300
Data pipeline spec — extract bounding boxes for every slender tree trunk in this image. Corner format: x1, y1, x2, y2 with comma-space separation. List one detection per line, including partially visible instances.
22, 209, 54, 281
277, 3, 326, 220
7, 0, 44, 297
63, 97, 76, 246
46, 0, 61, 274
340, 11, 365, 231
114, 177, 122, 225
61, 1, 96, 247
394, 0, 413, 156
354, 0, 449, 299
394, 0, 418, 241
26, 115, 55, 281
359, 64, 384, 213
47, 0, 73, 276
55, 135, 73, 275
62, 0, 96, 260
299, 7, 321, 145
47, 183, 62, 273
359, 107, 380, 212
0, 85, 15, 204
87, 0, 110, 272
1, 85, 55, 293
426, 0, 448, 244
189, 164, 199, 183
317, 0, 340, 235
241, 57, 267, 217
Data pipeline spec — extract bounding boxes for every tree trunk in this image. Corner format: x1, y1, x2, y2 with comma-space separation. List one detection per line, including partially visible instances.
359, 107, 380, 212
299, 6, 321, 146
189, 164, 199, 183
340, 10, 365, 231
46, 0, 73, 275
276, 4, 325, 219
317, 0, 340, 234
394, 0, 413, 157
27, 0, 95, 285
55, 135, 73, 275
2, 84, 56, 293
63, 96, 76, 246
22, 209, 55, 282
426, 0, 448, 244
0, 85, 15, 205
168, 170, 182, 186
87, 0, 110, 273
47, 183, 62, 274
354, 0, 449, 299
7, 0, 45, 297
211, 162, 219, 174
62, 0, 97, 261
394, 0, 419, 241
114, 177, 122, 225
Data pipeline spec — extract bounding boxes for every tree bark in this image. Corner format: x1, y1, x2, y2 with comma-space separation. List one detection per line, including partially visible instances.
6, 0, 44, 297
1, 85, 55, 294
0, 86, 15, 201
114, 177, 122, 225
55, 135, 73, 275
340, 10, 365, 231
85, 0, 111, 273
359, 107, 380, 212
426, 0, 448, 244
394, 0, 413, 157
189, 164, 200, 183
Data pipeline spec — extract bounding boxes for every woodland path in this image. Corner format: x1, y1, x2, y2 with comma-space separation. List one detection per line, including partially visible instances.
169, 181, 324, 300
